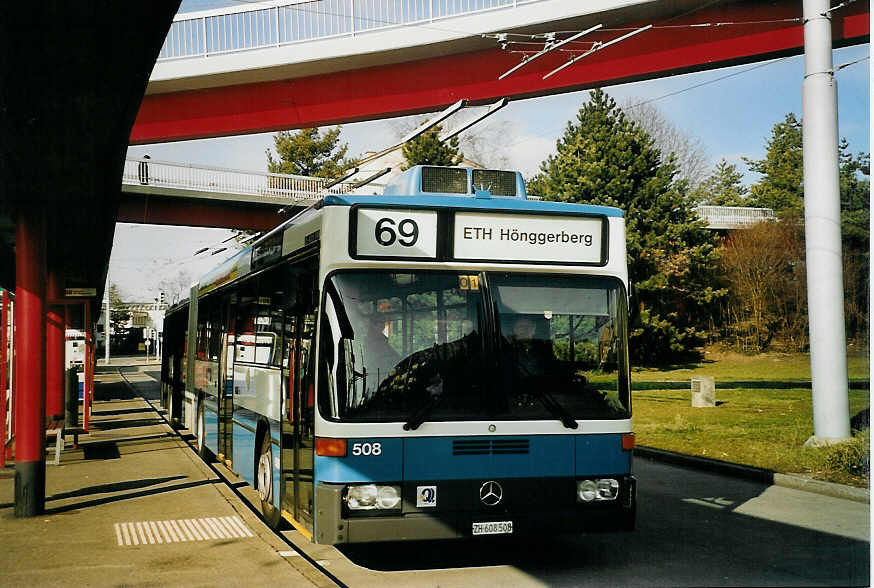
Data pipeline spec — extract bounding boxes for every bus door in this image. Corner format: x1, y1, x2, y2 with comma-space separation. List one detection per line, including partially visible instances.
218, 299, 235, 463
281, 312, 297, 520
282, 310, 317, 531
295, 312, 316, 531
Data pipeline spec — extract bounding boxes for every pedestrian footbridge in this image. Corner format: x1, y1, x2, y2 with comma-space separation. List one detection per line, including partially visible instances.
120, 157, 771, 231
118, 157, 353, 230
133, 0, 868, 143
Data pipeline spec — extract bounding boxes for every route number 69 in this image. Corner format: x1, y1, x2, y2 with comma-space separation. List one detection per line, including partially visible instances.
351, 442, 382, 456
375, 217, 419, 247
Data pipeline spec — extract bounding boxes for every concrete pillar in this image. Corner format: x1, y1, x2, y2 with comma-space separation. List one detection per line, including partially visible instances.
801, 0, 850, 444
14, 206, 47, 517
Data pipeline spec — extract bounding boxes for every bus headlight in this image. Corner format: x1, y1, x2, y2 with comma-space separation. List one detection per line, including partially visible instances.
345, 484, 402, 511
577, 478, 620, 502
577, 480, 597, 502
597, 478, 620, 501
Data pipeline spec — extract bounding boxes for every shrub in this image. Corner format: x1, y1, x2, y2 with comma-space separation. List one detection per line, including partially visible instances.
824, 430, 870, 478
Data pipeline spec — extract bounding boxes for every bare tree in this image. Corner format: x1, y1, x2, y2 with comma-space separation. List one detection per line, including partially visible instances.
719, 221, 807, 352
158, 269, 194, 306
622, 99, 709, 187
386, 112, 511, 169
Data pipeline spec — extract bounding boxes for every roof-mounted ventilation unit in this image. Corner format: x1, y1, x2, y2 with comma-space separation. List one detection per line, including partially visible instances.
382, 166, 527, 199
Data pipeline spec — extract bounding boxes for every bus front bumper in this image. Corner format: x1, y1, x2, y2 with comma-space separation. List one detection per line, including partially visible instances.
314, 478, 635, 544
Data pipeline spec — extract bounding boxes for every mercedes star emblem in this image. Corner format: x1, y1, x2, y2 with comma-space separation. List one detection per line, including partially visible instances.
479, 481, 503, 506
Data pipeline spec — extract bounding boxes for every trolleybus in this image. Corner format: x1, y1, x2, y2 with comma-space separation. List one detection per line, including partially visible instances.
161, 165, 635, 544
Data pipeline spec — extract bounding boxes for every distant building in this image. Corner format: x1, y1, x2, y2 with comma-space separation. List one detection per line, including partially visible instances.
97, 300, 167, 354
694, 205, 776, 230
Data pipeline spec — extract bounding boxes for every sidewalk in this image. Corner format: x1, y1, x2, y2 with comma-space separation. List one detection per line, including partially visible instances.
0, 364, 330, 587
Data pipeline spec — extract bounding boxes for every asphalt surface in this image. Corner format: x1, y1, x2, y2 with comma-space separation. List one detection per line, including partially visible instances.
0, 364, 332, 587
1, 358, 869, 587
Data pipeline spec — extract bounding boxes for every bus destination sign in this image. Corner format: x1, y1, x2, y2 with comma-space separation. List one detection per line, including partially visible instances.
354, 208, 438, 259
453, 212, 604, 264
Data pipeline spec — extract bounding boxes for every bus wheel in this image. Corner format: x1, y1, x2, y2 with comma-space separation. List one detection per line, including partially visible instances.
257, 434, 282, 529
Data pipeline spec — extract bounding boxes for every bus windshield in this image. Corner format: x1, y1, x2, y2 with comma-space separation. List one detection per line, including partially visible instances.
319, 271, 629, 424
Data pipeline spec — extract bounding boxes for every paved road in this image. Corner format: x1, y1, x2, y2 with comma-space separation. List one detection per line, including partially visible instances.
125, 363, 869, 587
322, 458, 868, 586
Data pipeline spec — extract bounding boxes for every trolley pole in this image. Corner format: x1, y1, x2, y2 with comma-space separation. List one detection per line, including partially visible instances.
801, 0, 850, 444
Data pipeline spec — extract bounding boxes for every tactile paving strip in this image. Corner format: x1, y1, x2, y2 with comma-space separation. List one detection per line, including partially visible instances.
114, 516, 254, 546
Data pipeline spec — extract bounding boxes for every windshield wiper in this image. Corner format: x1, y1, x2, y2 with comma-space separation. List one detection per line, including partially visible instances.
403, 394, 441, 431
532, 387, 578, 430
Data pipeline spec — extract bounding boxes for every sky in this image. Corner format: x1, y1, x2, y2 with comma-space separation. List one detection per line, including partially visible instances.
113, 2, 870, 302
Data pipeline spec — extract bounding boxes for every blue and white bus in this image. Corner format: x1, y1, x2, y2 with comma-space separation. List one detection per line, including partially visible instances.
161, 165, 635, 544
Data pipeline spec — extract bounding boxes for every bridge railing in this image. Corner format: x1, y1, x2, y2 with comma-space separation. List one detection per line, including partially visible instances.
122, 157, 351, 201
695, 205, 776, 229
159, 0, 544, 61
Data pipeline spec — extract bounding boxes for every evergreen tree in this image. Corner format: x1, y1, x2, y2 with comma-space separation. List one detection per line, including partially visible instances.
529, 89, 723, 364
838, 142, 869, 344
744, 113, 803, 217
108, 284, 130, 334
401, 124, 463, 170
693, 159, 748, 206
266, 127, 356, 179
839, 141, 870, 250
740, 113, 869, 344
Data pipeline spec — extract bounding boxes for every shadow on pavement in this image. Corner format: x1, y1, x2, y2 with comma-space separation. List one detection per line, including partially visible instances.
91, 407, 156, 417
47, 475, 188, 501
339, 460, 869, 586
90, 418, 163, 431
44, 478, 222, 515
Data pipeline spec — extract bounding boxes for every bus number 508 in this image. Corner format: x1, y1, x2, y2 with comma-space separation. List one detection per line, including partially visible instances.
351, 442, 382, 456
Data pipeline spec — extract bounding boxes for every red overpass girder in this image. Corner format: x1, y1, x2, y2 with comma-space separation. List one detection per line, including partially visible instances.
131, 0, 868, 144
117, 194, 298, 231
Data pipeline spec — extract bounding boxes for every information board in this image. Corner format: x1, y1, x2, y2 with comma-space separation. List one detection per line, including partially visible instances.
453, 212, 605, 264
354, 208, 438, 259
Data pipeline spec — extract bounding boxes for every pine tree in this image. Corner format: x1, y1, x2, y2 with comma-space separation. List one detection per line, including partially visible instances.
693, 159, 748, 206
401, 124, 463, 170
838, 142, 870, 344
739, 113, 869, 344
529, 89, 723, 364
266, 127, 356, 179
744, 113, 803, 217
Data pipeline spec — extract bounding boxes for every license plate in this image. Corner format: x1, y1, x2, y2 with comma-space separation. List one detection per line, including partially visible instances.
472, 521, 513, 536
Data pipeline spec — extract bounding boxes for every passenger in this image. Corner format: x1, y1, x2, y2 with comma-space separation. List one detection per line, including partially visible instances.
362, 319, 400, 385
504, 315, 553, 381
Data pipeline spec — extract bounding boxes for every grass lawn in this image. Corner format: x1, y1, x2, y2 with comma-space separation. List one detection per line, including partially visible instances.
630, 348, 870, 487
632, 348, 870, 382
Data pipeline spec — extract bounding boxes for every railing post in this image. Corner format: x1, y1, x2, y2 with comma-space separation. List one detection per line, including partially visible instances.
202, 16, 208, 57
350, 0, 355, 36
275, 6, 280, 46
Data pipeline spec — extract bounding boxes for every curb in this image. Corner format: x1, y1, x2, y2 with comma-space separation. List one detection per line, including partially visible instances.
632, 380, 869, 391
634, 445, 869, 504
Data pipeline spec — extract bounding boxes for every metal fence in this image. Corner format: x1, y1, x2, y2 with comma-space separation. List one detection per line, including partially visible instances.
122, 157, 351, 202
695, 205, 776, 229
159, 0, 543, 60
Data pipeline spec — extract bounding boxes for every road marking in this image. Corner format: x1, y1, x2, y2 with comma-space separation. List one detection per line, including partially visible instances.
279, 551, 301, 557
114, 516, 253, 546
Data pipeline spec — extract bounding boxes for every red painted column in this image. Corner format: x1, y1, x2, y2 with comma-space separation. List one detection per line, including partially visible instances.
14, 206, 47, 517
83, 302, 92, 432
45, 306, 64, 425
1, 290, 9, 468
